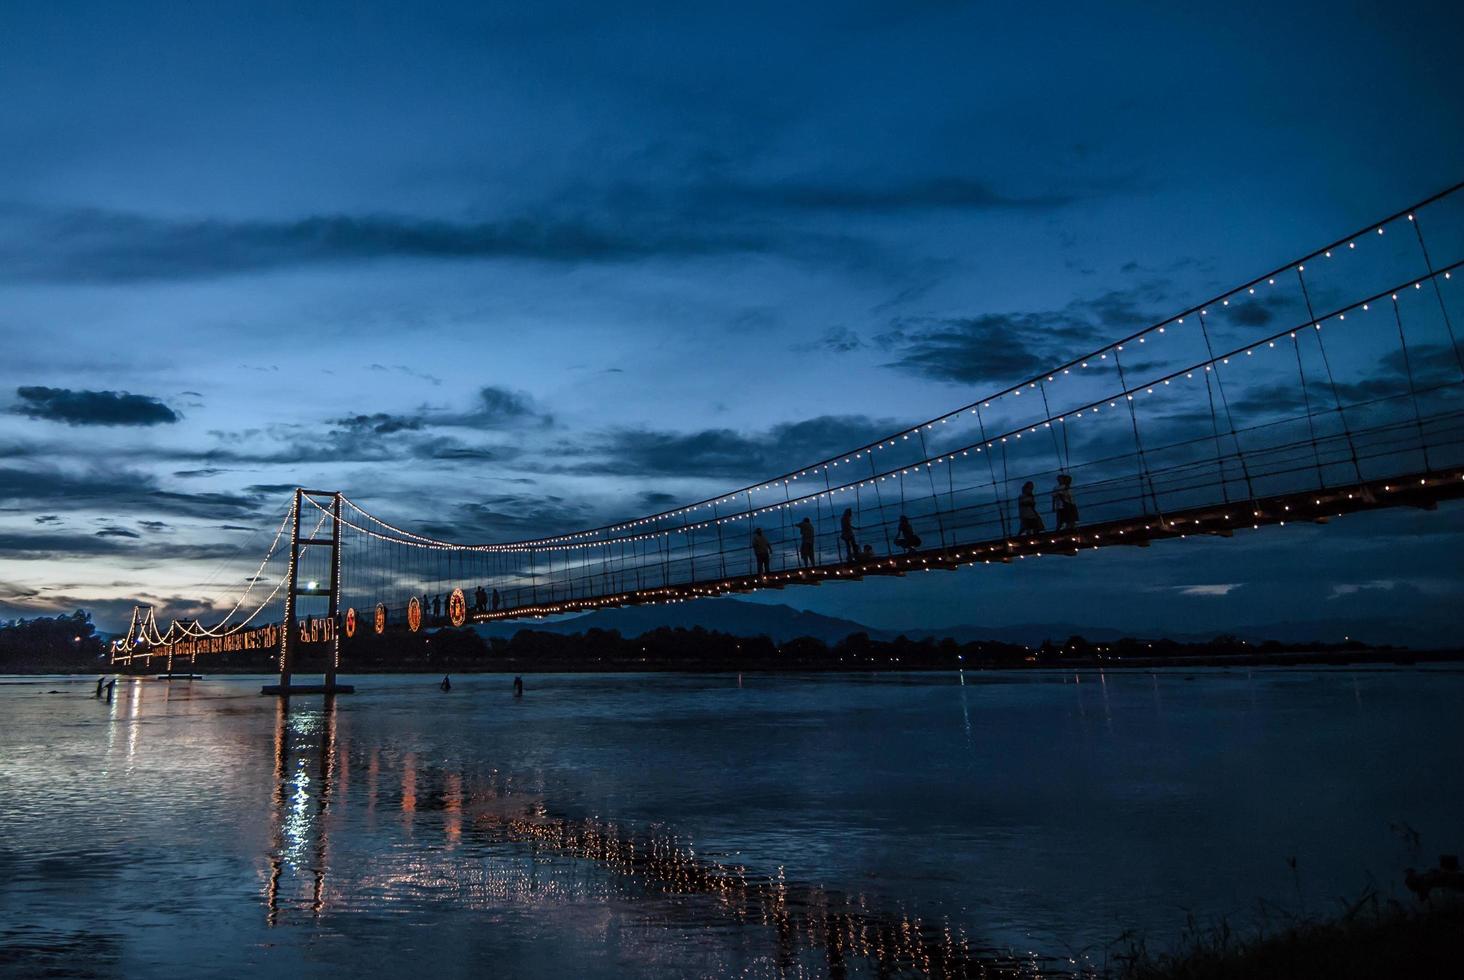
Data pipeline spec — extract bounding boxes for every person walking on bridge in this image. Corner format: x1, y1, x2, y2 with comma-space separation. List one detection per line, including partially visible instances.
1018, 481, 1044, 537
796, 517, 816, 568
474, 586, 488, 614
840, 508, 858, 562
491, 587, 501, 612
431, 594, 442, 623
752, 527, 772, 576
1052, 474, 1079, 531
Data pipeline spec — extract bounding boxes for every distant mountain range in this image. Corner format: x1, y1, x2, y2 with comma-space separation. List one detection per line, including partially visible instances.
476, 599, 875, 645
475, 598, 1442, 648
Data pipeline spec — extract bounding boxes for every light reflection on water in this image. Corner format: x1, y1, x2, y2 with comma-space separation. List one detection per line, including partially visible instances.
1, 668, 1461, 978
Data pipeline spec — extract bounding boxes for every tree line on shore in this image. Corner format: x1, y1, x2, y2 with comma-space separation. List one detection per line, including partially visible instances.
0, 611, 108, 672
0, 609, 1398, 675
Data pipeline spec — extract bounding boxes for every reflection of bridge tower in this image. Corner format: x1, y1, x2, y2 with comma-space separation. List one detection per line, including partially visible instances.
262, 489, 354, 695
264, 694, 338, 925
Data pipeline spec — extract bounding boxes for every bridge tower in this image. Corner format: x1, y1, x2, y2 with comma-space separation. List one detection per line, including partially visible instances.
263, 489, 354, 696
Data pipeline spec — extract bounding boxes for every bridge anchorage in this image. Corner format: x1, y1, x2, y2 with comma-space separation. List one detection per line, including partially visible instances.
110, 180, 1464, 691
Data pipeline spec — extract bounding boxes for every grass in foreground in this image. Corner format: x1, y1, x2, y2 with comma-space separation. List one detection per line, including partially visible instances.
1110, 893, 1463, 979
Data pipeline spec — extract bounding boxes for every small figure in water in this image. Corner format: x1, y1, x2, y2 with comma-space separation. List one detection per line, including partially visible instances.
431, 594, 443, 622
474, 586, 488, 613
1052, 474, 1079, 531
840, 508, 858, 562
752, 527, 772, 575
1018, 481, 1045, 536
513, 675, 524, 698
492, 588, 501, 612
440, 675, 451, 692
95, 676, 105, 699
796, 516, 816, 568
893, 514, 922, 554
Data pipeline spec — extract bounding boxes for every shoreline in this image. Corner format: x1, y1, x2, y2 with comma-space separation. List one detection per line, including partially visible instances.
9, 646, 1464, 677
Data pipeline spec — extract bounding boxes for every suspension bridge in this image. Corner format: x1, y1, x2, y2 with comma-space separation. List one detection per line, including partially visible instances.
111, 182, 1464, 693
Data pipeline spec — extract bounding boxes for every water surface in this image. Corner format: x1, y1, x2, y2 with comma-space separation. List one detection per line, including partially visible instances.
1, 668, 1459, 977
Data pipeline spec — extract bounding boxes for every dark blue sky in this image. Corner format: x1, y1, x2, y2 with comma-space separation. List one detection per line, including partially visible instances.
3, 1, 1463, 639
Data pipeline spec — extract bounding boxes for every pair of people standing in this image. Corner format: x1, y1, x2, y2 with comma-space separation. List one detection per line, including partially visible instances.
1017, 475, 1079, 536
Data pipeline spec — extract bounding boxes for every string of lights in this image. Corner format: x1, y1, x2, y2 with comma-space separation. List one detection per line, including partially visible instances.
324, 258, 1461, 555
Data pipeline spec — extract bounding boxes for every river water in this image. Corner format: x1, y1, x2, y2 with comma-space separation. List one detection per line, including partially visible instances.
0, 668, 1459, 978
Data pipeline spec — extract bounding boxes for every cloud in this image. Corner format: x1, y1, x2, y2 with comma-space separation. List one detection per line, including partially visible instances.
1225, 343, 1463, 422
331, 413, 425, 435
34, 514, 61, 525
220, 385, 551, 466
13, 386, 179, 426
471, 385, 549, 427
1328, 580, 1398, 599
0, 170, 1092, 284
792, 326, 864, 354
368, 364, 443, 386
876, 282, 1177, 386
0, 204, 800, 282
417, 495, 597, 543
1176, 583, 1243, 597
0, 528, 257, 563
0, 466, 264, 522
242, 483, 297, 497
878, 313, 1098, 384
567, 414, 900, 481
690, 175, 1076, 213
1227, 299, 1279, 327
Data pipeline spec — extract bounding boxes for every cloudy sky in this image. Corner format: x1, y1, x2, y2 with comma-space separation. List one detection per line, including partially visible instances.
3, 1, 1463, 640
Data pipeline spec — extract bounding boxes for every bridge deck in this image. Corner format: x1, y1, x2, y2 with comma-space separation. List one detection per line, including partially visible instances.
470, 467, 1464, 626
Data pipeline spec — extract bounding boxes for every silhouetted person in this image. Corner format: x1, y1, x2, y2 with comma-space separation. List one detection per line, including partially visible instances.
431, 594, 442, 622
861, 544, 875, 561
893, 514, 922, 554
513, 675, 524, 697
1018, 481, 1044, 536
1053, 474, 1079, 531
474, 586, 488, 613
95, 676, 105, 698
492, 588, 501, 612
752, 527, 772, 575
796, 517, 816, 568
840, 508, 858, 562
440, 675, 451, 692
